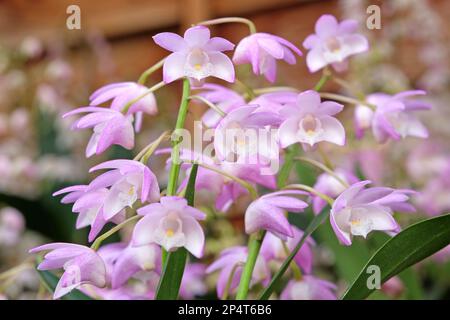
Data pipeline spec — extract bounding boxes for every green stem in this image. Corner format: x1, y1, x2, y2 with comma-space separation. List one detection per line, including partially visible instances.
138, 58, 165, 84
281, 241, 302, 281
166, 78, 191, 196
91, 215, 141, 250
188, 95, 226, 117
284, 184, 334, 206
197, 17, 256, 34
295, 156, 349, 188
236, 231, 265, 300
319, 92, 375, 109
314, 68, 331, 91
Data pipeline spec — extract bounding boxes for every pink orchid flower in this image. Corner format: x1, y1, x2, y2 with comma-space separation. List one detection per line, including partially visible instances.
245, 190, 308, 240
331, 180, 416, 245
132, 196, 206, 258
153, 26, 235, 84
278, 90, 345, 149
30, 243, 107, 299
303, 14, 368, 73
233, 33, 302, 82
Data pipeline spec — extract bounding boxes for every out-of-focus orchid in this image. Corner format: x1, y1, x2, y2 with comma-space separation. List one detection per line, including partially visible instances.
153, 26, 235, 84
179, 263, 208, 299
88, 160, 160, 220
280, 276, 337, 300
132, 196, 206, 258
63, 107, 134, 157
354, 104, 374, 139
233, 33, 302, 82
303, 14, 368, 73
30, 243, 107, 299
278, 90, 345, 148
312, 168, 359, 215
330, 181, 415, 245
368, 90, 431, 143
206, 246, 270, 299
0, 207, 25, 246
245, 190, 308, 240
195, 83, 245, 128
261, 227, 315, 274
89, 82, 158, 132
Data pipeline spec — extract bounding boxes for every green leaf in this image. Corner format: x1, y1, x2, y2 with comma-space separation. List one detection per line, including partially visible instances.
277, 145, 298, 188
259, 208, 330, 300
155, 164, 198, 300
343, 213, 450, 300
37, 269, 93, 300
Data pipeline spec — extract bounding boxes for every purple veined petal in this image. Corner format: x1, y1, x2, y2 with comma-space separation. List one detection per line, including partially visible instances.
315, 14, 339, 38
62, 106, 116, 118
263, 56, 277, 83
296, 90, 321, 109
89, 159, 140, 173
73, 111, 117, 129
319, 101, 344, 116
152, 32, 187, 52
183, 207, 207, 220
388, 202, 416, 213
373, 112, 402, 142
208, 52, 235, 83
54, 276, 81, 300
352, 187, 395, 206
330, 209, 352, 246
303, 34, 320, 50
160, 196, 188, 211
137, 202, 165, 216
140, 167, 154, 202
257, 37, 285, 59
319, 115, 346, 146
263, 196, 308, 213
53, 185, 88, 196
88, 170, 122, 191
29, 242, 88, 254
340, 34, 369, 56
162, 52, 187, 83
88, 211, 108, 242
338, 19, 359, 34
205, 37, 235, 52
184, 26, 210, 47
131, 211, 166, 246
306, 48, 328, 73
96, 116, 135, 154
334, 180, 372, 210
282, 46, 297, 65
181, 216, 205, 258
392, 90, 426, 101
72, 190, 106, 212
403, 100, 432, 111
89, 82, 134, 102
278, 117, 301, 148
232, 36, 251, 65
90, 86, 131, 106
245, 202, 293, 239
270, 34, 303, 56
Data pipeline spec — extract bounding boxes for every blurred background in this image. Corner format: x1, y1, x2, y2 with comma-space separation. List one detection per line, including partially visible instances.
0, 0, 449, 299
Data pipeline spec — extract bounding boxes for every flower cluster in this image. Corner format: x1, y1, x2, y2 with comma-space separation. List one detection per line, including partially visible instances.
29, 14, 429, 300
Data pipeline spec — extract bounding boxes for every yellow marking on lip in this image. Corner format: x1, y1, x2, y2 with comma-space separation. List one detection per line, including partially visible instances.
166, 229, 175, 237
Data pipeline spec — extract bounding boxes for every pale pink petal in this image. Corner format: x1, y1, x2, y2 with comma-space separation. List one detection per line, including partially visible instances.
153, 32, 187, 52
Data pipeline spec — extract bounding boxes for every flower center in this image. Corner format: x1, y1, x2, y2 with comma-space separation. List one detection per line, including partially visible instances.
325, 36, 341, 52
186, 48, 212, 80
161, 211, 183, 238
299, 114, 322, 138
